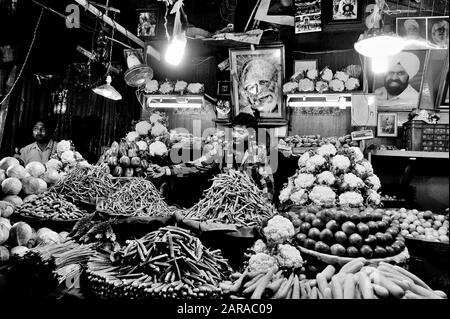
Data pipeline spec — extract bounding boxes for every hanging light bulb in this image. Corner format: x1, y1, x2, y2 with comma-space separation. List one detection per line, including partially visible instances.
165, 32, 187, 66
354, 0, 405, 59
93, 75, 122, 100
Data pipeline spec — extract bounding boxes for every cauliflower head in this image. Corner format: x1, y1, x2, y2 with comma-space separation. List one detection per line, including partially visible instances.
366, 189, 381, 206
345, 77, 360, 91
305, 155, 326, 172
135, 121, 152, 136
149, 112, 164, 124
320, 67, 334, 82
294, 173, 315, 189
60, 150, 75, 163
343, 173, 365, 189
151, 122, 168, 137
149, 141, 168, 156
279, 187, 292, 203
331, 155, 351, 172
263, 215, 295, 244
309, 185, 336, 206
126, 131, 139, 142
276, 244, 304, 269
354, 164, 367, 178
361, 160, 374, 176
248, 253, 278, 273
136, 140, 148, 151
306, 69, 318, 80
317, 144, 337, 157
57, 140, 71, 153
290, 189, 308, 205
252, 239, 268, 254
46, 159, 62, 171
335, 71, 350, 83
317, 171, 336, 186
298, 152, 310, 168
339, 191, 364, 207
366, 174, 381, 191
349, 147, 364, 162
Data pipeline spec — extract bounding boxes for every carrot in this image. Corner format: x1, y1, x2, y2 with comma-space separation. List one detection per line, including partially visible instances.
323, 287, 332, 299
433, 290, 448, 299
228, 269, 248, 293
277, 273, 295, 299
305, 280, 312, 296
391, 264, 433, 291
243, 275, 265, 295
285, 285, 294, 299
244, 273, 265, 289
331, 276, 343, 299
316, 273, 329, 296
404, 291, 426, 299
358, 271, 375, 299
250, 270, 274, 299
267, 278, 284, 292
300, 281, 308, 299
408, 282, 443, 299
309, 279, 317, 287
375, 273, 405, 299
339, 258, 366, 274
372, 283, 389, 298
272, 278, 289, 299
320, 265, 336, 281
309, 286, 318, 299
291, 275, 300, 299
343, 274, 356, 299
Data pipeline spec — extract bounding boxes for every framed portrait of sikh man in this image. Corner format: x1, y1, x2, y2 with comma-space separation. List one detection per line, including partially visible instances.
229, 45, 286, 120
370, 50, 427, 111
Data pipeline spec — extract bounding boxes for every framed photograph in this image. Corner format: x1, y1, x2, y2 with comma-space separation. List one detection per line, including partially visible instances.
294, 0, 322, 34
322, 0, 363, 31
137, 8, 160, 39
368, 49, 428, 111
396, 17, 428, 43
420, 49, 448, 109
255, 0, 295, 26
427, 16, 449, 49
294, 59, 318, 74
217, 81, 231, 96
229, 45, 285, 120
377, 113, 398, 137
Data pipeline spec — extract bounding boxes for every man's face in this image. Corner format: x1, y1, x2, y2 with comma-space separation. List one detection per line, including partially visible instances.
384, 64, 409, 96
239, 60, 278, 113
432, 22, 449, 42
33, 122, 48, 142
405, 25, 420, 37
232, 125, 249, 147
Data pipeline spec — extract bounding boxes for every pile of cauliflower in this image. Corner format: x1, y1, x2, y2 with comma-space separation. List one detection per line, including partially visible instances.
282, 65, 361, 95
279, 144, 382, 207
248, 215, 304, 272
49, 140, 90, 172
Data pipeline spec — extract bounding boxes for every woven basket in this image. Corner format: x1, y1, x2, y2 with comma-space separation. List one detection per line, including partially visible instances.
298, 245, 410, 267
11, 214, 79, 232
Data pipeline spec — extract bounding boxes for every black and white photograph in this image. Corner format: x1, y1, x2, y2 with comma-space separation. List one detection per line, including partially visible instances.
229, 45, 285, 119
377, 112, 398, 137
427, 16, 449, 49
255, 0, 295, 26
332, 0, 358, 21
137, 10, 158, 38
294, 0, 322, 34
293, 59, 318, 74
396, 17, 428, 42
371, 50, 427, 110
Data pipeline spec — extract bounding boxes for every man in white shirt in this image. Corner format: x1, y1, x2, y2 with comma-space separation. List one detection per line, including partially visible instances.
375, 52, 421, 108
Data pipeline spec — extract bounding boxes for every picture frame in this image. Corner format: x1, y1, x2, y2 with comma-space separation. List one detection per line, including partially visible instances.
367, 49, 428, 112
293, 59, 318, 74
322, 0, 363, 32
229, 45, 286, 121
217, 81, 231, 96
137, 8, 162, 40
396, 16, 449, 50
377, 113, 398, 137
294, 0, 322, 34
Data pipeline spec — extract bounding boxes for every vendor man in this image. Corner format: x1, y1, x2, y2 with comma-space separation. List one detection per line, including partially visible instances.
149, 113, 275, 201
375, 51, 421, 108
19, 118, 58, 165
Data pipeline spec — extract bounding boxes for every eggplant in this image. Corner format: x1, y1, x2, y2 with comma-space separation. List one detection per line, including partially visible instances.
130, 156, 141, 168
140, 159, 149, 171
108, 156, 118, 167
134, 167, 143, 177
119, 155, 131, 168
113, 166, 123, 177
124, 168, 134, 177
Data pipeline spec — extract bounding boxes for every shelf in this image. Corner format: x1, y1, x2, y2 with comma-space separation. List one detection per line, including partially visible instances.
369, 150, 449, 160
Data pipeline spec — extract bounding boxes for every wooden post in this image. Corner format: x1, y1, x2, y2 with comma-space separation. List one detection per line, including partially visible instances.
0, 66, 18, 152
74, 0, 161, 61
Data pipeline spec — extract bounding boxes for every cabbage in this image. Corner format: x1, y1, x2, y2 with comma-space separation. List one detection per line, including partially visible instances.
23, 194, 38, 203
57, 140, 72, 153
0, 157, 20, 170
0, 169, 6, 184
9, 222, 33, 246
45, 159, 63, 171
6, 164, 28, 179
42, 169, 61, 185
36, 227, 60, 245
0, 217, 11, 230
21, 176, 47, 195
149, 141, 168, 156
1, 177, 22, 195
0, 246, 9, 264
2, 195, 23, 208
25, 161, 46, 177
0, 223, 9, 245
61, 150, 76, 163
136, 141, 148, 151
10, 246, 29, 257
0, 201, 14, 218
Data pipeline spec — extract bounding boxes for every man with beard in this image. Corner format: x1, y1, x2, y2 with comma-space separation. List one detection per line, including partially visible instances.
430, 20, 449, 48
238, 58, 280, 117
148, 113, 275, 201
375, 52, 421, 107
19, 118, 58, 166
403, 19, 426, 42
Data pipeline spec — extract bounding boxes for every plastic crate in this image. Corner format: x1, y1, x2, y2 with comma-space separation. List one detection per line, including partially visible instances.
403, 120, 449, 152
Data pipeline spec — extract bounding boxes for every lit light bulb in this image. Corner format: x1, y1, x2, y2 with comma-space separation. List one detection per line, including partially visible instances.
372, 57, 388, 74
165, 35, 187, 66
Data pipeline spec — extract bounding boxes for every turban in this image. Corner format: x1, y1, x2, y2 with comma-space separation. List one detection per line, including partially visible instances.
388, 52, 421, 79
404, 19, 419, 31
